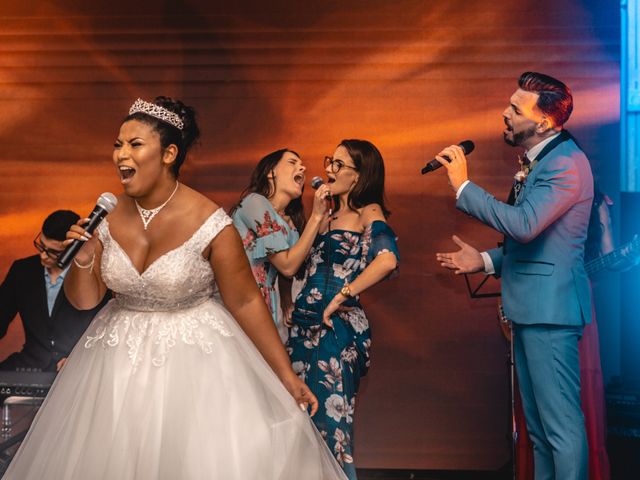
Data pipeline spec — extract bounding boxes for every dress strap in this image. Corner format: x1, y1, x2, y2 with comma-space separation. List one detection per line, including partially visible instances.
188, 208, 233, 251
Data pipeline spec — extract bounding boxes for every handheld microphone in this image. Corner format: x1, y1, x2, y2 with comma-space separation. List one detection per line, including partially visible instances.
310, 176, 324, 189
56, 192, 118, 269
309, 176, 334, 215
421, 140, 475, 174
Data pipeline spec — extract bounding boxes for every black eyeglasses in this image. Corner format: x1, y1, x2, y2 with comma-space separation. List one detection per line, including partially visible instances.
33, 233, 63, 259
324, 156, 358, 174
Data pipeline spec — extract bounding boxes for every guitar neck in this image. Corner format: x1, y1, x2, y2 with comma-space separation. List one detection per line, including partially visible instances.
586, 250, 616, 276
585, 238, 637, 276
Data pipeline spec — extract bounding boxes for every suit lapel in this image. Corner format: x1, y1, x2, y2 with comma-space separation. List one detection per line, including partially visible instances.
50, 284, 66, 320
36, 264, 51, 320
27, 261, 54, 343
514, 130, 573, 206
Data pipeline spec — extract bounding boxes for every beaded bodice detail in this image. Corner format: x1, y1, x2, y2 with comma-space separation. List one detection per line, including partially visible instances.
98, 208, 231, 312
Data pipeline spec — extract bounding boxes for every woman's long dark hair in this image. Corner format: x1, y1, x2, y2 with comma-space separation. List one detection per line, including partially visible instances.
335, 139, 390, 217
232, 149, 307, 234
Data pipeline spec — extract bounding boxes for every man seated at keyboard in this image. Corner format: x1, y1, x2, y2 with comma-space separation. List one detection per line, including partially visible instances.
0, 210, 108, 372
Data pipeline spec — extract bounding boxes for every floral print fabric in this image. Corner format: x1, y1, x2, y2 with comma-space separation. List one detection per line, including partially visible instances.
287, 220, 399, 479
232, 193, 299, 341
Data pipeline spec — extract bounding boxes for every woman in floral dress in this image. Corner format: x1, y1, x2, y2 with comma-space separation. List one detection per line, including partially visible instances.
287, 139, 399, 479
232, 149, 330, 342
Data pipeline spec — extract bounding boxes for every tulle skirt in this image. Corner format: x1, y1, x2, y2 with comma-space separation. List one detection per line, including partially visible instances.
3, 298, 346, 479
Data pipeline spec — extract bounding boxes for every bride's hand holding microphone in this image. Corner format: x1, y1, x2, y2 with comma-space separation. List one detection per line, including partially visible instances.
59, 192, 117, 309
64, 218, 98, 269
57, 192, 117, 271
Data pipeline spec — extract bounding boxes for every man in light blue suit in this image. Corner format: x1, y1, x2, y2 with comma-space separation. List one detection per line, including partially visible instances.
436, 72, 593, 480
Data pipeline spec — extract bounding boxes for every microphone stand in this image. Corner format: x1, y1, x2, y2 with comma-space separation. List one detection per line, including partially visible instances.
497, 304, 517, 480
467, 275, 517, 480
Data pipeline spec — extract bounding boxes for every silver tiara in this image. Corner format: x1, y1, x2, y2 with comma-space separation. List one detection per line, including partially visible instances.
128, 98, 184, 130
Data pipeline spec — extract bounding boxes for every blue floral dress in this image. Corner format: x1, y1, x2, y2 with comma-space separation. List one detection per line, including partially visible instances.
287, 221, 399, 479
232, 193, 300, 342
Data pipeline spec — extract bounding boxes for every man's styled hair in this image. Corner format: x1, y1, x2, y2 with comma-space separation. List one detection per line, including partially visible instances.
518, 72, 573, 128
42, 210, 80, 241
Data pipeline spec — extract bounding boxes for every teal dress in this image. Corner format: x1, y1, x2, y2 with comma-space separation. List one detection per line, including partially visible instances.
287, 221, 399, 479
232, 193, 300, 342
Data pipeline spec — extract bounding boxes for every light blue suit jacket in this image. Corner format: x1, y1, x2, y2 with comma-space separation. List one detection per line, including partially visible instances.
457, 133, 593, 326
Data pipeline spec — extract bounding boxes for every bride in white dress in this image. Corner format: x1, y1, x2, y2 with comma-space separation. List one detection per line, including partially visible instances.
3, 97, 347, 479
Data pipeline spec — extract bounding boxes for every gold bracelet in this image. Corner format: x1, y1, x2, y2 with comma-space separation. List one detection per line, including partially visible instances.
73, 254, 95, 271
340, 284, 353, 298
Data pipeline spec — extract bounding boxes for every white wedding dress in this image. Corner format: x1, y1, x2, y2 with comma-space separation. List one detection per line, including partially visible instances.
4, 209, 347, 480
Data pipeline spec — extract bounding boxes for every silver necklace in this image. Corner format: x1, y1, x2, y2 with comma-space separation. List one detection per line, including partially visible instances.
135, 182, 180, 230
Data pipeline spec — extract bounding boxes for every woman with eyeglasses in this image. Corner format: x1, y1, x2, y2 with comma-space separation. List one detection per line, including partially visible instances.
287, 139, 399, 479
231, 149, 330, 342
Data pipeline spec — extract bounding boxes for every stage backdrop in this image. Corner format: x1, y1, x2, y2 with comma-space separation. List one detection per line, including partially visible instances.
0, 0, 619, 470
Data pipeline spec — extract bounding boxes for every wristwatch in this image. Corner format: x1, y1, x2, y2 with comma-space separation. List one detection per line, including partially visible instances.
340, 284, 353, 298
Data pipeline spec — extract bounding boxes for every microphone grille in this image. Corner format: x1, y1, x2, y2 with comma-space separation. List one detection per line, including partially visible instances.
310, 176, 324, 189
460, 140, 475, 155
97, 192, 118, 213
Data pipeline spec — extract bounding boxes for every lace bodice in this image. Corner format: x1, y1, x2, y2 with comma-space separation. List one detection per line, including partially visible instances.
97, 208, 232, 312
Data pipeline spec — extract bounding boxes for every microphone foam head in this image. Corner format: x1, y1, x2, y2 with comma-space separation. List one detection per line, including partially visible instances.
97, 192, 118, 213
460, 140, 475, 155
310, 176, 324, 189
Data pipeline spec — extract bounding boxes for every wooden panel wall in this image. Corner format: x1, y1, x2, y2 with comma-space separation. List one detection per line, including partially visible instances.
0, 0, 619, 470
